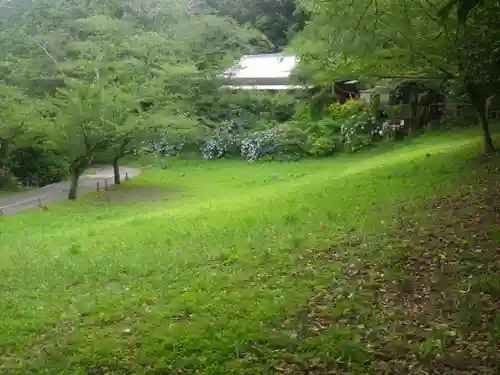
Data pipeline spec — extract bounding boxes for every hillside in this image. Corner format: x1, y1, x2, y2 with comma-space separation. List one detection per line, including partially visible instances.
0, 130, 499, 374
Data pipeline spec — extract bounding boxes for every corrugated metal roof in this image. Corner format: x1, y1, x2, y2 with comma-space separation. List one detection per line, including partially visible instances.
224, 53, 298, 80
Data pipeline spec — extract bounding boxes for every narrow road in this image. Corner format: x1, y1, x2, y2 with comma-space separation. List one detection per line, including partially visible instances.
0, 165, 141, 216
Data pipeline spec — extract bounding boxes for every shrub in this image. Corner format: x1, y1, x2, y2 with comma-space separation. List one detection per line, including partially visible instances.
9, 148, 68, 187
340, 111, 381, 152
274, 125, 308, 160
149, 140, 186, 157
306, 118, 343, 137
240, 127, 280, 161
239, 125, 307, 162
329, 99, 366, 120
305, 135, 336, 156
0, 169, 20, 191
201, 120, 242, 160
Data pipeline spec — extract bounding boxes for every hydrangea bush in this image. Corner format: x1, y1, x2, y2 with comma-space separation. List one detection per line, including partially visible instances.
240, 127, 281, 161
200, 123, 307, 162
201, 120, 241, 160
340, 112, 381, 152
148, 141, 186, 157
145, 99, 404, 163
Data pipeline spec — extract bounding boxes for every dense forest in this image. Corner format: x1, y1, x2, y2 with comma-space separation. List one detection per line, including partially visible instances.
0, 0, 499, 198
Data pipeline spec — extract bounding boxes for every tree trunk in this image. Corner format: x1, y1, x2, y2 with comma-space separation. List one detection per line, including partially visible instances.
68, 157, 91, 200
0, 138, 9, 165
408, 85, 419, 136
113, 157, 120, 185
68, 167, 80, 200
467, 83, 495, 154
476, 105, 495, 154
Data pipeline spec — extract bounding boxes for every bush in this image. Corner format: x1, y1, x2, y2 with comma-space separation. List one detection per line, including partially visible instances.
329, 100, 366, 120
193, 99, 408, 162
306, 118, 343, 137
9, 148, 68, 187
200, 120, 242, 160
0, 169, 20, 191
274, 125, 308, 160
340, 111, 381, 152
305, 135, 336, 156
197, 90, 297, 126
239, 125, 307, 162
240, 127, 281, 161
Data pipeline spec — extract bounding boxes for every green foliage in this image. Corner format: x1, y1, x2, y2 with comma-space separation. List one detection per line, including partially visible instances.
329, 100, 366, 120
305, 135, 335, 156
201, 0, 309, 50
0, 0, 264, 194
439, 0, 483, 23
302, 99, 379, 153
0, 170, 20, 191
274, 124, 308, 159
293, 0, 499, 151
340, 111, 379, 152
9, 147, 68, 186
198, 89, 297, 127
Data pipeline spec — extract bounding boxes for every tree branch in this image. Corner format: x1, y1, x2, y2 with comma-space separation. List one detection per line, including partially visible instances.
19, 29, 69, 84
353, 0, 375, 39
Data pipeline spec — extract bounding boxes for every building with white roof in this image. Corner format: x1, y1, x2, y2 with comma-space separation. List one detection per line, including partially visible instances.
222, 53, 310, 90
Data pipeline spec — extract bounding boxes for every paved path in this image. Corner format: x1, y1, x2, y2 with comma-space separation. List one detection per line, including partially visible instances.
0, 165, 141, 216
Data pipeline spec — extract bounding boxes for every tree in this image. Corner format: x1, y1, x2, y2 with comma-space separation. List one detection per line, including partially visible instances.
293, 0, 499, 153
51, 79, 119, 199
200, 0, 309, 51
0, 85, 48, 171
0, 0, 262, 197
439, 0, 483, 23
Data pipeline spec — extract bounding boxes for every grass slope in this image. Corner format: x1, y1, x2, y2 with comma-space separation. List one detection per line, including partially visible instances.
0, 131, 499, 375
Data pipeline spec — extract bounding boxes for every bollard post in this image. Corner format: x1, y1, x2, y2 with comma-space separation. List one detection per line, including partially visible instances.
104, 179, 108, 191
0, 208, 3, 216
125, 172, 129, 181
97, 182, 100, 192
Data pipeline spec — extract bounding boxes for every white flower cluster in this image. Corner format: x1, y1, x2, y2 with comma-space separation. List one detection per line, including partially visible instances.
201, 138, 228, 160
240, 127, 281, 162
201, 125, 286, 162
371, 120, 406, 138
145, 140, 185, 157
340, 113, 377, 145
201, 120, 242, 160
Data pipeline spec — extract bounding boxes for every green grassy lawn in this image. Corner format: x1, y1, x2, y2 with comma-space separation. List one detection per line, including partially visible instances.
0, 130, 499, 374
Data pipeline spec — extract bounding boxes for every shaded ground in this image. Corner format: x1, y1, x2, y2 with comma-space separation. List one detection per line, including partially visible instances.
0, 165, 141, 215
292, 155, 500, 374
